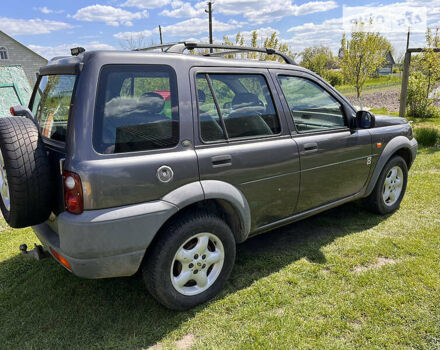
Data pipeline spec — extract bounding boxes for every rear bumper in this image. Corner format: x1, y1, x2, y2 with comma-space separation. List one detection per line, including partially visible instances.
33, 200, 178, 278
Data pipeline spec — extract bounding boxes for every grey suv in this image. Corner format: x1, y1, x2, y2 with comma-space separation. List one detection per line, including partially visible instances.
0, 43, 417, 310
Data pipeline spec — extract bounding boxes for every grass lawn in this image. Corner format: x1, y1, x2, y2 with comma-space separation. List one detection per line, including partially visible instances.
335, 75, 402, 96
1, 147, 440, 349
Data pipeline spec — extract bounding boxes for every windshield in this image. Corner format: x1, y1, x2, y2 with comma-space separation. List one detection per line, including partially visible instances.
31, 75, 77, 142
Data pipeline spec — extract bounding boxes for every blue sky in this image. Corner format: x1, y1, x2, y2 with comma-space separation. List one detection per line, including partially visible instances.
0, 0, 439, 59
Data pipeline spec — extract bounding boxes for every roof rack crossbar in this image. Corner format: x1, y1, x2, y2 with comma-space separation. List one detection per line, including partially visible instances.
134, 42, 296, 64
182, 43, 295, 64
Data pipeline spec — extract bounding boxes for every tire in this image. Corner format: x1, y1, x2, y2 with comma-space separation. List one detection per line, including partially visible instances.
364, 155, 408, 215
0, 117, 53, 228
143, 212, 236, 310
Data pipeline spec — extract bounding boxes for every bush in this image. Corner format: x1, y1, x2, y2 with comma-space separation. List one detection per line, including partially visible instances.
414, 127, 439, 147
407, 72, 439, 119
325, 70, 344, 86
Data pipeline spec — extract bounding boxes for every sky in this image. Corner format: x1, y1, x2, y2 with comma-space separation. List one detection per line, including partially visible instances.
0, 0, 439, 60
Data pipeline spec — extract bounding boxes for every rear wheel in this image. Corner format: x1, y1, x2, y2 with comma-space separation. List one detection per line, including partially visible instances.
142, 212, 236, 310
364, 155, 408, 215
0, 117, 53, 228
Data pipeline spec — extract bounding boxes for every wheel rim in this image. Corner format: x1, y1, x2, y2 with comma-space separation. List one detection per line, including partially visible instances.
382, 165, 404, 207
0, 149, 10, 211
170, 232, 225, 296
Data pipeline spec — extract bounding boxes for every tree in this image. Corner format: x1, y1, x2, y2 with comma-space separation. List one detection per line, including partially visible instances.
406, 28, 440, 118
300, 46, 337, 78
340, 21, 392, 98
420, 28, 440, 98
223, 31, 294, 62
119, 33, 154, 50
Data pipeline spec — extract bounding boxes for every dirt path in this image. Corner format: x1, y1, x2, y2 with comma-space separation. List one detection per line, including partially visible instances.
344, 88, 401, 112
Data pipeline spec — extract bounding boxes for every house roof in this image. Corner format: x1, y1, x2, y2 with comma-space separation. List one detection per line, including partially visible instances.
0, 30, 47, 63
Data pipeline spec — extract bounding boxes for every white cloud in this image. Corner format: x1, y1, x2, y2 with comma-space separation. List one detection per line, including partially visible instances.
121, 0, 170, 9
114, 29, 153, 40
212, 0, 338, 24
160, 2, 204, 18
72, 5, 148, 27
0, 18, 72, 35
28, 42, 116, 59
34, 6, 64, 14
160, 17, 243, 37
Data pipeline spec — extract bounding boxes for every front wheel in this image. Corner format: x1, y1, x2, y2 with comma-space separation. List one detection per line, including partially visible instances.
142, 212, 236, 310
364, 155, 408, 215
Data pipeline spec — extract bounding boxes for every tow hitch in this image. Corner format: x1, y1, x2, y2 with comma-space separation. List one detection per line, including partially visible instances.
19, 243, 49, 260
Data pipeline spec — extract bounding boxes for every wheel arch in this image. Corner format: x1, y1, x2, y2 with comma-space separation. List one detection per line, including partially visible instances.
365, 136, 416, 197
159, 181, 251, 244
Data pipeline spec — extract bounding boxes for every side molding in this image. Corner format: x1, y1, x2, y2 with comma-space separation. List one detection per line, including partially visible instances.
162, 182, 204, 209
365, 136, 417, 196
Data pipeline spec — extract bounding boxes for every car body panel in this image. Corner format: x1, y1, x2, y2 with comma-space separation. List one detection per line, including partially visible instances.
26, 50, 417, 279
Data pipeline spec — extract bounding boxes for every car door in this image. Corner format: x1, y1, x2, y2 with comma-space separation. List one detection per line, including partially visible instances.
190, 67, 300, 230
271, 69, 372, 212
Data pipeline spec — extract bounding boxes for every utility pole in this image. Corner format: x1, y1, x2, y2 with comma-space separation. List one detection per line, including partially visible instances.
205, 2, 213, 53
159, 25, 163, 51
406, 27, 410, 52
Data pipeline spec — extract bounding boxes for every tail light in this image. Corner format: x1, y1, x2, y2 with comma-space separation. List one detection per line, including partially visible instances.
63, 170, 83, 214
10, 107, 16, 116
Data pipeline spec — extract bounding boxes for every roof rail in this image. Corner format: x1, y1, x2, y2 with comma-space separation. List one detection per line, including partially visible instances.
135, 42, 296, 65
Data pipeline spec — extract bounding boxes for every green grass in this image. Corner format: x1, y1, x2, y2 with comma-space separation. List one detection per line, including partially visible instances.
369, 108, 399, 117
336, 75, 402, 95
1, 148, 440, 349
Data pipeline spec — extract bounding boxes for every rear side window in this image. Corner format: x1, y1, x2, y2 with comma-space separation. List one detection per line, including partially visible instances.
93, 65, 179, 154
196, 73, 280, 142
33, 75, 76, 142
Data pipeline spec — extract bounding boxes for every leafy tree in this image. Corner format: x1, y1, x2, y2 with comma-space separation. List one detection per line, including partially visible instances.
407, 28, 440, 118
419, 28, 440, 98
223, 31, 294, 62
340, 21, 392, 98
300, 46, 337, 78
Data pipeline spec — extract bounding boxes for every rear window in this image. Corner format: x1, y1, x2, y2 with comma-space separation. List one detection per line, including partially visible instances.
93, 65, 179, 154
32, 75, 76, 142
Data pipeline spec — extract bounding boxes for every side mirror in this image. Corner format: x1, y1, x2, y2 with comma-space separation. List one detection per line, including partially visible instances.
353, 110, 375, 129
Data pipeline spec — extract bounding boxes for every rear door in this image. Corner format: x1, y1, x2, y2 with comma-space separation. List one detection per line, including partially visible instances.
271, 70, 372, 212
30, 74, 78, 214
190, 67, 300, 230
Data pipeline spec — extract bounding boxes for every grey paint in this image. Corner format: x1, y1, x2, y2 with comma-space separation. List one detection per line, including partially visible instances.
56, 200, 178, 259
27, 50, 417, 279
0, 31, 47, 86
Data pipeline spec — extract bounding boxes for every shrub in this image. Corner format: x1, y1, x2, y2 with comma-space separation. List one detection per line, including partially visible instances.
325, 70, 344, 86
414, 127, 439, 147
407, 72, 439, 119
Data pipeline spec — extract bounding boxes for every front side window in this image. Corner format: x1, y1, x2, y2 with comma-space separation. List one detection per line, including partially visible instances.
93, 65, 179, 154
196, 73, 280, 142
278, 76, 345, 133
33, 75, 77, 142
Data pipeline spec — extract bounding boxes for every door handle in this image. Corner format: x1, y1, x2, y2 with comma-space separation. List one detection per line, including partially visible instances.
211, 155, 232, 167
303, 142, 318, 152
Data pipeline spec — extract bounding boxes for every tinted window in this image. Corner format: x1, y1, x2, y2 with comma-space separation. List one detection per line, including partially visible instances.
196, 73, 280, 142
93, 65, 179, 154
278, 76, 345, 133
33, 75, 76, 142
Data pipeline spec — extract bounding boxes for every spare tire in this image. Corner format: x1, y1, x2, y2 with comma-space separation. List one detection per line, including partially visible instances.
0, 117, 53, 228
